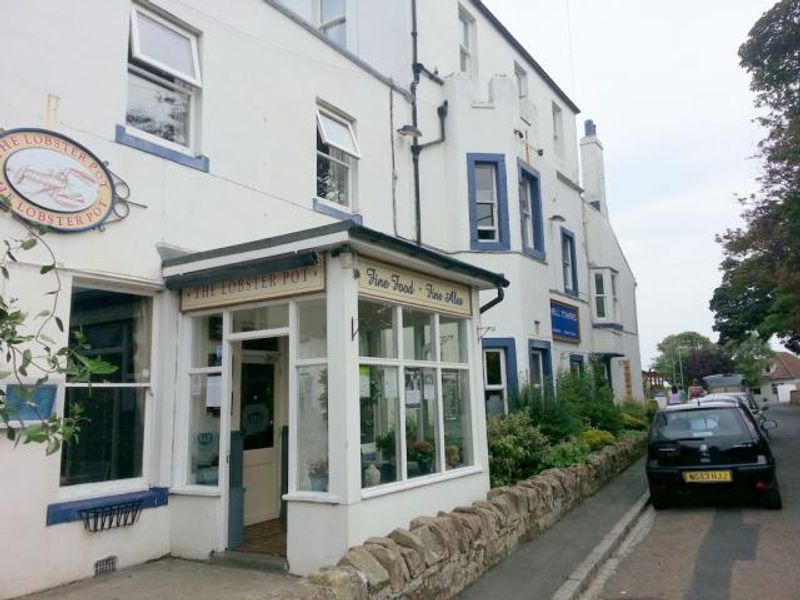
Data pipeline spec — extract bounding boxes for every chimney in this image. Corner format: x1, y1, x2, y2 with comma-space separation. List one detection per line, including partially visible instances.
580, 119, 607, 216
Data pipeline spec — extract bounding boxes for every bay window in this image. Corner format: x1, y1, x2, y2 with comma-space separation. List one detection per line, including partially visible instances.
359, 300, 473, 489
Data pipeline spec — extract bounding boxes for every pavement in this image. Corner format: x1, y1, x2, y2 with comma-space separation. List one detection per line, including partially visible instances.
18, 557, 309, 600
459, 455, 648, 599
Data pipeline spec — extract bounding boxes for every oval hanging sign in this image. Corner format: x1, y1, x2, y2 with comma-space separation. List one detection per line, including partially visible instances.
0, 128, 115, 231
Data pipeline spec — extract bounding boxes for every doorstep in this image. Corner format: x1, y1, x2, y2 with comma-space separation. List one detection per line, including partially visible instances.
210, 550, 289, 574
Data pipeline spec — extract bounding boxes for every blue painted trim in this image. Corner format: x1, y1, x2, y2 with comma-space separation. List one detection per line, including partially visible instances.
517, 160, 546, 261
560, 227, 579, 295
115, 125, 210, 172
594, 322, 624, 331
312, 198, 363, 224
528, 339, 553, 380
467, 153, 510, 251
482, 337, 518, 394
46, 487, 169, 526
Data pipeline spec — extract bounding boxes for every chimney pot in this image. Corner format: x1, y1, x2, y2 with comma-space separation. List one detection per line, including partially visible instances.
584, 119, 597, 137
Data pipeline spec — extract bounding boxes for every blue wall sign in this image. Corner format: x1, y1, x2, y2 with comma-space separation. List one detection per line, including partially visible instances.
550, 300, 580, 343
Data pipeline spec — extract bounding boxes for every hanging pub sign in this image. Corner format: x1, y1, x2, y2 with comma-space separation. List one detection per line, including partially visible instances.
550, 299, 580, 343
0, 128, 116, 232
359, 258, 472, 317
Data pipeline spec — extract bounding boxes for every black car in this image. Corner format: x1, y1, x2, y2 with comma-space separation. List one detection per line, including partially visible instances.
646, 401, 781, 509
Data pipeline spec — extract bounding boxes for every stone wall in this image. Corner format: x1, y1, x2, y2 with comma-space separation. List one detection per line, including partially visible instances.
303, 434, 647, 600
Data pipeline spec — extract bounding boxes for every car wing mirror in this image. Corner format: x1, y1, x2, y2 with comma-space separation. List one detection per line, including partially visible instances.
762, 420, 777, 430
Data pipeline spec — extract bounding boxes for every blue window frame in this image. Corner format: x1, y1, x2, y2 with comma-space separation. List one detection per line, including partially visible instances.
518, 160, 545, 261
560, 227, 578, 296
528, 339, 553, 396
467, 153, 510, 251
482, 338, 518, 415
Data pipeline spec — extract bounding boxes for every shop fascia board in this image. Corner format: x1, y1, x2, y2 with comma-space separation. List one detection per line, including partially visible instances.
162, 223, 508, 291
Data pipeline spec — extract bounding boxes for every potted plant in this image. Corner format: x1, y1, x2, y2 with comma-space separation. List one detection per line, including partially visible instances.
375, 430, 397, 481
411, 439, 435, 475
446, 445, 461, 469
306, 457, 328, 492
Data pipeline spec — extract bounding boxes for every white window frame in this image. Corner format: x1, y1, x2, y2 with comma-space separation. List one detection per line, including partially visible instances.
359, 302, 475, 497
594, 272, 607, 320
530, 350, 544, 389
483, 348, 508, 414
611, 273, 619, 321
552, 102, 564, 157
475, 163, 499, 242
562, 235, 574, 291
57, 283, 158, 501
317, 0, 346, 42
458, 7, 474, 77
130, 5, 202, 88
126, 65, 197, 155
514, 62, 528, 98
315, 107, 359, 210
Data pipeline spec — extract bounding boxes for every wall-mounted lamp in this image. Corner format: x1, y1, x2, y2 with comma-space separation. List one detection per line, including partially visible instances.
397, 124, 423, 138
537, 148, 544, 156
549, 214, 566, 223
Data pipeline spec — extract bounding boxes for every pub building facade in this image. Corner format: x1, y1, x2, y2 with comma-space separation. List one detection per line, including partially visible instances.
0, 0, 642, 596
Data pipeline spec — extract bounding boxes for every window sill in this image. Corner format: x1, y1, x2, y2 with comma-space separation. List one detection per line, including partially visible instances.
57, 477, 149, 502
313, 197, 362, 224
523, 248, 546, 263
564, 288, 579, 299
360, 465, 483, 500
470, 241, 511, 252
170, 485, 222, 497
47, 486, 168, 526
115, 125, 210, 172
282, 491, 342, 505
593, 321, 624, 331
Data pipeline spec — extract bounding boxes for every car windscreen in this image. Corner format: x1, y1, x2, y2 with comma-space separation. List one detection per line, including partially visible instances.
653, 408, 749, 440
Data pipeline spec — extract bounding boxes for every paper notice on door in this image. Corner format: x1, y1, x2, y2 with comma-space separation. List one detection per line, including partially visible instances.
360, 366, 371, 398
206, 375, 222, 408
191, 374, 202, 397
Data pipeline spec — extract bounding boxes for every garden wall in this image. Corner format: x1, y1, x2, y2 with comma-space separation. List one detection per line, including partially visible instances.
303, 433, 647, 600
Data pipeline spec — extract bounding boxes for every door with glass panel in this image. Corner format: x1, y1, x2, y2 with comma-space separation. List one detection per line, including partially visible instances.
232, 336, 286, 526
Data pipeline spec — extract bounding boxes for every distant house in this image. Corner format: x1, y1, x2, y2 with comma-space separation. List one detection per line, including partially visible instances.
753, 352, 800, 403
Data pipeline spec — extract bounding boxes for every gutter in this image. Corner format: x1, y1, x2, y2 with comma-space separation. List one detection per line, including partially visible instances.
480, 285, 505, 314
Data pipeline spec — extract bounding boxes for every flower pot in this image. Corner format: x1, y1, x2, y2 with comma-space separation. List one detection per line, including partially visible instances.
309, 473, 328, 492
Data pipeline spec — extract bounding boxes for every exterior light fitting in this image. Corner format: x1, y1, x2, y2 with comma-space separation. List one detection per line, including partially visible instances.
397, 124, 423, 137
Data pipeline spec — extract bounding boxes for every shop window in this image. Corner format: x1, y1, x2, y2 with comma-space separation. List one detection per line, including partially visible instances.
442, 369, 471, 470
483, 348, 507, 416
519, 163, 545, 260
316, 108, 360, 209
60, 288, 152, 487
186, 314, 222, 486
561, 228, 578, 295
358, 299, 397, 358
467, 154, 510, 251
318, 0, 346, 46
359, 302, 473, 489
126, 5, 201, 152
360, 365, 400, 487
403, 308, 434, 362
296, 299, 328, 492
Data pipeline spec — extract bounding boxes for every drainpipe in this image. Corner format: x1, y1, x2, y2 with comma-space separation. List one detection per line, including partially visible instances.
410, 0, 447, 246
480, 285, 505, 314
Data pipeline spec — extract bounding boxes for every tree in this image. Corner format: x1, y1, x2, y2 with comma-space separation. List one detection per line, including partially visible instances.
712, 0, 800, 352
725, 335, 774, 387
684, 347, 735, 385
0, 220, 115, 454
652, 332, 714, 385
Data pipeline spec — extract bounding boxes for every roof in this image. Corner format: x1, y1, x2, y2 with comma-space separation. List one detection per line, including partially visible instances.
469, 0, 580, 114
768, 352, 800, 381
162, 221, 510, 290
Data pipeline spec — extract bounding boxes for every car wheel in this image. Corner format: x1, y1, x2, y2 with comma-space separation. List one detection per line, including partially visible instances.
650, 491, 669, 510
762, 484, 783, 510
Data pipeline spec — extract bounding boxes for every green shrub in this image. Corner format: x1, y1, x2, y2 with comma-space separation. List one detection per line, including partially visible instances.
579, 428, 616, 450
540, 439, 591, 469
487, 412, 551, 487
577, 399, 623, 434
530, 398, 585, 443
621, 412, 648, 431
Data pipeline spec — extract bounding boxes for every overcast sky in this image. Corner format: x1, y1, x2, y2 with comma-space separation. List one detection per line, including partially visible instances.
483, 0, 774, 367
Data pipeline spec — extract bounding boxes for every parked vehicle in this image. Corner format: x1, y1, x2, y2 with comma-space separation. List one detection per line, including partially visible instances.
646, 401, 781, 510
698, 393, 770, 430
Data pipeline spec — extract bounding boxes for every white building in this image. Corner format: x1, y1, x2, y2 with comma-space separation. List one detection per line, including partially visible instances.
0, 1, 642, 597
752, 352, 800, 404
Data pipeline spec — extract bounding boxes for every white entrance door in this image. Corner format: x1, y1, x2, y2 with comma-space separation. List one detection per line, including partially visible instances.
233, 339, 286, 526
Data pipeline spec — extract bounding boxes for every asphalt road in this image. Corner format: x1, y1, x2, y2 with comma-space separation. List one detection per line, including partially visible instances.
593, 403, 800, 600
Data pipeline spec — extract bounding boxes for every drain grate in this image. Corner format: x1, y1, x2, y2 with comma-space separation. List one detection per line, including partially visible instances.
94, 556, 118, 577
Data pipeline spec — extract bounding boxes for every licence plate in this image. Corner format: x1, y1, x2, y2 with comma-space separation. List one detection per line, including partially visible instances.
683, 470, 732, 483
